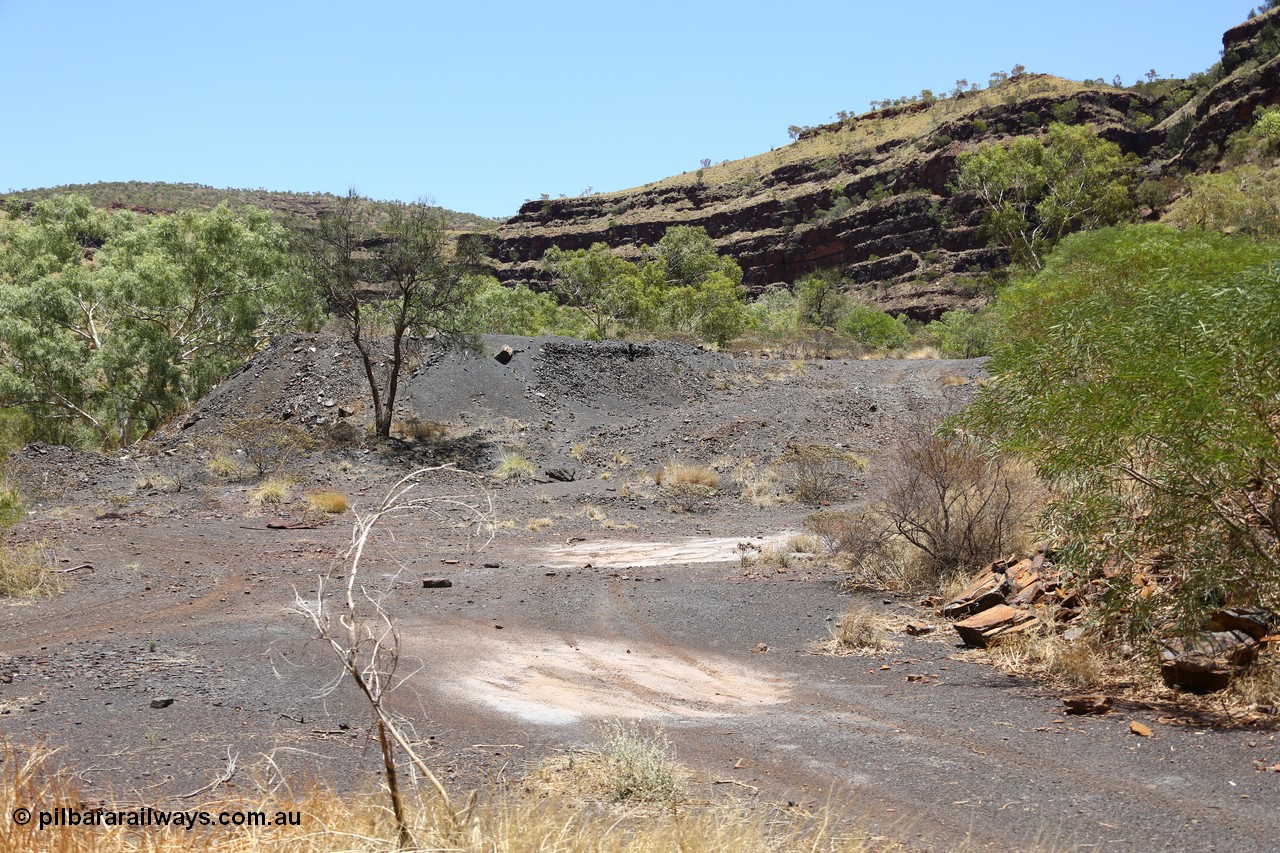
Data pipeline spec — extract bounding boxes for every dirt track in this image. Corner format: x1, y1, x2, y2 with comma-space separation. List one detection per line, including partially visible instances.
2, 335, 1277, 851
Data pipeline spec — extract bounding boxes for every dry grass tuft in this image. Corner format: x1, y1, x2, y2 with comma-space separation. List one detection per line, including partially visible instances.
655, 460, 720, 489
0, 737, 901, 852
526, 517, 554, 532
0, 541, 58, 597
491, 452, 536, 481
249, 478, 291, 507
206, 455, 246, 480
397, 416, 449, 443
988, 628, 1108, 691
134, 474, 179, 493
822, 605, 900, 655
1228, 652, 1280, 707
306, 491, 349, 514
904, 345, 941, 360
939, 374, 969, 387
733, 459, 788, 508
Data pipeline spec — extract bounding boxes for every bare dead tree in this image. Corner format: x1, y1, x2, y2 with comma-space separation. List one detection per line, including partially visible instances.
295, 465, 493, 847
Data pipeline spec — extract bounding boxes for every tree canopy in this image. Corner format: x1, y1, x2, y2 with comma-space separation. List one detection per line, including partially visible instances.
303, 190, 480, 438
0, 196, 308, 447
956, 122, 1137, 270
542, 226, 750, 346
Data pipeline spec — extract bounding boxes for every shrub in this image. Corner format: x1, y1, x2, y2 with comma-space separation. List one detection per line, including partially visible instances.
925, 308, 998, 358
964, 224, 1280, 636
1163, 165, 1280, 239
796, 269, 850, 329
778, 444, 865, 504
223, 417, 314, 478
318, 420, 363, 450
599, 721, 684, 804
877, 420, 1039, 585
838, 304, 911, 349
661, 482, 716, 512
0, 481, 23, 532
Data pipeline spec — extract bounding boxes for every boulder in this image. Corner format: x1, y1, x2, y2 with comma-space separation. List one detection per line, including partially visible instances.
1206, 608, 1278, 642
954, 604, 1036, 648
942, 570, 1009, 619
1158, 630, 1259, 693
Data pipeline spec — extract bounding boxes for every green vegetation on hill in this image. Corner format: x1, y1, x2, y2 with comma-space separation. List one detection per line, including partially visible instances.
956, 123, 1138, 271
1, 181, 499, 232
469, 226, 752, 346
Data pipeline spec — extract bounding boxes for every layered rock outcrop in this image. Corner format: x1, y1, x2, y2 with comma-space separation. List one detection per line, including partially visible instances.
484, 10, 1280, 321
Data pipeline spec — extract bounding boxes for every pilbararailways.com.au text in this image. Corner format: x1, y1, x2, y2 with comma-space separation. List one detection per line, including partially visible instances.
12, 806, 302, 831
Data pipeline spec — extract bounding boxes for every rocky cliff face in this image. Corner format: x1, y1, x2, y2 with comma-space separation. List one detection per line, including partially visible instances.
1169, 7, 1280, 172
484, 11, 1279, 322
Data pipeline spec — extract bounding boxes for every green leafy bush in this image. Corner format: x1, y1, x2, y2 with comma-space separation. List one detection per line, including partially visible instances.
542, 226, 751, 346
925, 308, 998, 358
965, 224, 1280, 636
837, 304, 911, 349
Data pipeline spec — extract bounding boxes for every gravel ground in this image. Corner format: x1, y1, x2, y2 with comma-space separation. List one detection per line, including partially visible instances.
1, 333, 1276, 851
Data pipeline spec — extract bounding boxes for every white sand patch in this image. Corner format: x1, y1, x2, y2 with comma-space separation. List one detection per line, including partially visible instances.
541, 531, 799, 569
415, 632, 790, 725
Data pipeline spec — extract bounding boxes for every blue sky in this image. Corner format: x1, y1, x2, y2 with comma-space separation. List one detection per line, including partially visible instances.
0, 1, 1260, 218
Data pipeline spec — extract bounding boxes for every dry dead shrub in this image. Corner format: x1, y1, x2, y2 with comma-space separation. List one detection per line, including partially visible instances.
319, 419, 363, 450
876, 418, 1040, 586
223, 416, 315, 478
662, 482, 716, 512
779, 444, 864, 504
805, 510, 921, 589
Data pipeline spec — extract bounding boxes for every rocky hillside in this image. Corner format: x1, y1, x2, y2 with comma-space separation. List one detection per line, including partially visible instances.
485, 8, 1280, 321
